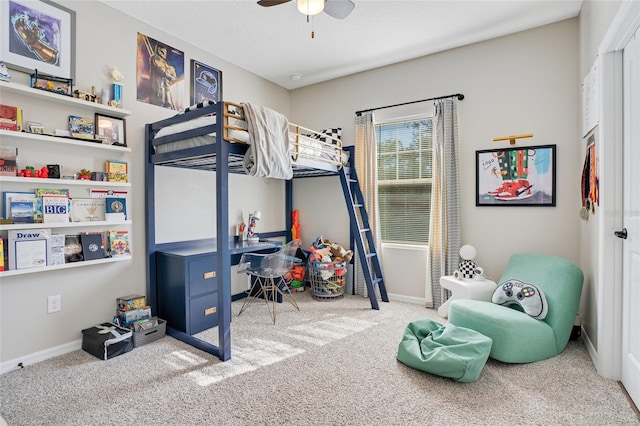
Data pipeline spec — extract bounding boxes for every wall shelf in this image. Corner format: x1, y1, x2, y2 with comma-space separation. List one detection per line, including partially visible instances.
0, 129, 131, 153
0, 220, 132, 232
0, 256, 132, 278
0, 81, 131, 117
0, 175, 131, 188
1, 77, 132, 276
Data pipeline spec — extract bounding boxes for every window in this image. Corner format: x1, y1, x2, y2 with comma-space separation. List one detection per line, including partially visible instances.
376, 116, 433, 245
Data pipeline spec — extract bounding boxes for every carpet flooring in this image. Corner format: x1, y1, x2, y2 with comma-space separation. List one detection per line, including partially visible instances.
1, 293, 638, 425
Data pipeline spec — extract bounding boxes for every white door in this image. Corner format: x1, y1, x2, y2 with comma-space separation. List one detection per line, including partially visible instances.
621, 26, 640, 409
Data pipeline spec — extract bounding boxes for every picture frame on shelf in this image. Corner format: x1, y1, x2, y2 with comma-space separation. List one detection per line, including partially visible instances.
68, 115, 94, 140
190, 60, 222, 105
94, 113, 126, 146
476, 144, 556, 207
47, 164, 60, 179
25, 121, 42, 132
0, 0, 76, 79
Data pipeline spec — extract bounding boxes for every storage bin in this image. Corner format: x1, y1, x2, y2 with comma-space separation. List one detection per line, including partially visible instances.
308, 260, 346, 300
132, 318, 166, 347
81, 322, 133, 360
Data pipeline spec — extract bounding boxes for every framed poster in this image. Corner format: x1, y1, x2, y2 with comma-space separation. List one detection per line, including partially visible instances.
1, 0, 75, 78
190, 60, 222, 105
136, 32, 184, 111
476, 144, 556, 207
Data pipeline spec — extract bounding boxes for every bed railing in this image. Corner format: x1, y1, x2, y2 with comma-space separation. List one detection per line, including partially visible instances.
222, 101, 343, 169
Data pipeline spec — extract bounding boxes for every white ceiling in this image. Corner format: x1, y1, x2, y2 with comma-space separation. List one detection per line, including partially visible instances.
99, 0, 583, 90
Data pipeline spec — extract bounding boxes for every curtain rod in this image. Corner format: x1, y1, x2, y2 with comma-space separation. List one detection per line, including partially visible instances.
355, 93, 465, 116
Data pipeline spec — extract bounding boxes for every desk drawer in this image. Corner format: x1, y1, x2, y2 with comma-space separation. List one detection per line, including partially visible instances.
189, 256, 218, 297
189, 292, 218, 334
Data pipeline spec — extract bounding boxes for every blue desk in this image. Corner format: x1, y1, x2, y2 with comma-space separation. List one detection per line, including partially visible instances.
156, 239, 281, 353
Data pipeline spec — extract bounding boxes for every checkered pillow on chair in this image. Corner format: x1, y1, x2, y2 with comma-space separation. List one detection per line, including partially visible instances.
309, 128, 342, 144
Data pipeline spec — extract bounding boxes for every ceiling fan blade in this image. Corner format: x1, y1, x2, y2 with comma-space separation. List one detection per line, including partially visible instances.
323, 0, 355, 19
257, 0, 292, 7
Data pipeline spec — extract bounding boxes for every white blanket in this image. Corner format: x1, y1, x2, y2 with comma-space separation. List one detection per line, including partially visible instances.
242, 103, 293, 179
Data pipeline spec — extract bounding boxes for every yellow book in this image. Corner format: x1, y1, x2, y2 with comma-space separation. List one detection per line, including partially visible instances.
0, 237, 4, 271
105, 160, 128, 182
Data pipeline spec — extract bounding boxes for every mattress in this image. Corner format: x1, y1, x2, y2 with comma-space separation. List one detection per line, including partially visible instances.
154, 115, 249, 154
155, 118, 345, 163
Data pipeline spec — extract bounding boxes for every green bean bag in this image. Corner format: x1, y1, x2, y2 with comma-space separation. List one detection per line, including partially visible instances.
396, 318, 492, 382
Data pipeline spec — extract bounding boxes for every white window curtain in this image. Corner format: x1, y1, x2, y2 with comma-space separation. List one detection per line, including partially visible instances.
354, 111, 382, 297
427, 98, 461, 308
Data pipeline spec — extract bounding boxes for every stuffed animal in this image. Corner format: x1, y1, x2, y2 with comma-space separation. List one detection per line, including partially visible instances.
329, 242, 353, 263
309, 246, 331, 263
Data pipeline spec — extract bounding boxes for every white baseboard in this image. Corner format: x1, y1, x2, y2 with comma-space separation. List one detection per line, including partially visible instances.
0, 339, 81, 375
582, 326, 599, 369
387, 293, 426, 305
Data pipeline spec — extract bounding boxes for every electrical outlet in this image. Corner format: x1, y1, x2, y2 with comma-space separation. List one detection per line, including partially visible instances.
47, 295, 61, 313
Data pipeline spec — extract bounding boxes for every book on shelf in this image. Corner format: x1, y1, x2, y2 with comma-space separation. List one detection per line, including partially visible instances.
105, 160, 128, 183
0, 146, 18, 176
64, 234, 83, 263
3, 191, 35, 219
42, 196, 70, 223
1, 237, 6, 271
82, 231, 108, 258
81, 233, 105, 261
36, 188, 70, 198
8, 229, 50, 270
105, 197, 126, 222
68, 115, 95, 140
0, 237, 4, 271
108, 230, 130, 257
10, 198, 36, 224
48, 234, 66, 266
35, 189, 69, 224
89, 189, 127, 199
0, 104, 23, 131
70, 198, 106, 222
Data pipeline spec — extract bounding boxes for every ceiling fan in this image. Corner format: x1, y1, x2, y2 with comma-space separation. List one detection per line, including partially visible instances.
257, 0, 356, 20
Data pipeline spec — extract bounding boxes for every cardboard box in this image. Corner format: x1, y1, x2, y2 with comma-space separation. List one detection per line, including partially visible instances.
81, 322, 133, 360
117, 294, 146, 311
117, 306, 152, 327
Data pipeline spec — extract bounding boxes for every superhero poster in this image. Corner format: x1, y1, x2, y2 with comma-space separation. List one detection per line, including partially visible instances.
476, 144, 556, 206
1, 0, 74, 78
136, 32, 184, 111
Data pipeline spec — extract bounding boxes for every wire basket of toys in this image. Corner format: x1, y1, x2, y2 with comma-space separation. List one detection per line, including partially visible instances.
308, 260, 347, 300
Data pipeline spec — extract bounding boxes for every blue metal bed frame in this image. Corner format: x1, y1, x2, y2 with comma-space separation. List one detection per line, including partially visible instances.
145, 102, 345, 361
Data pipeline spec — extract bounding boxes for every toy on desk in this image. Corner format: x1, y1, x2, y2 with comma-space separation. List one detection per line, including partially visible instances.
291, 209, 301, 240
247, 210, 261, 242
458, 244, 478, 279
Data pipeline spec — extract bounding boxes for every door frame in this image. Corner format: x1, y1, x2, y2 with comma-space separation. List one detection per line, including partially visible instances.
596, 1, 640, 379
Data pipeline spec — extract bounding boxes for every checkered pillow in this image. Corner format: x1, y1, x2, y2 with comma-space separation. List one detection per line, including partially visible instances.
183, 100, 216, 113
309, 128, 342, 144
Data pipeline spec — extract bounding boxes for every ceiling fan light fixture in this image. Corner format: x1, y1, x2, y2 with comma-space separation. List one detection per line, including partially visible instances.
297, 0, 324, 16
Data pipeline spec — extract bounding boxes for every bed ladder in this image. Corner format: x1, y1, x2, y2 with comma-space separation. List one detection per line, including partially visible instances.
339, 166, 389, 310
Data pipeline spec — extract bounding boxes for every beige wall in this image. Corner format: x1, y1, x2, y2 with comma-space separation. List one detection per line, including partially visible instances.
290, 19, 581, 299
1, 1, 619, 369
0, 0, 289, 367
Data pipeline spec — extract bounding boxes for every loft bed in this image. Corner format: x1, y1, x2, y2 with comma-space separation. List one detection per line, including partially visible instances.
149, 101, 345, 177
145, 101, 348, 362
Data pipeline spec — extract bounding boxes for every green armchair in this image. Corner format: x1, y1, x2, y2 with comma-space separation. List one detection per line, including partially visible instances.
448, 253, 584, 363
